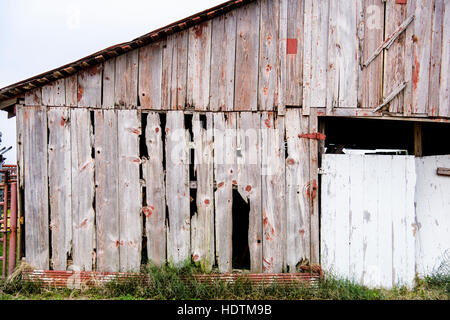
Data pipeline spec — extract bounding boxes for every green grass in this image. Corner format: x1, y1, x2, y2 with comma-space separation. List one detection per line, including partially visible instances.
0, 261, 448, 300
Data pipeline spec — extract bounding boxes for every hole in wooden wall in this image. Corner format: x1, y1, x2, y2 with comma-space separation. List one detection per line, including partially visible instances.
232, 189, 250, 270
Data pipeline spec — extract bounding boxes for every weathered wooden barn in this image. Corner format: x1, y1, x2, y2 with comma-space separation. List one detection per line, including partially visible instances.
0, 0, 449, 289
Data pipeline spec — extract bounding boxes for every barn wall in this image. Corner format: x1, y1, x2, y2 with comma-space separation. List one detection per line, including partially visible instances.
21, 0, 450, 118
17, 103, 321, 272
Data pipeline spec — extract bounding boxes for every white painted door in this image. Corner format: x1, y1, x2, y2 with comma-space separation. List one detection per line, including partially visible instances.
415, 155, 450, 277
321, 154, 417, 289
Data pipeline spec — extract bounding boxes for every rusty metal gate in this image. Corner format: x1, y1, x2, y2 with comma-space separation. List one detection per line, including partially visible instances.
0, 165, 18, 277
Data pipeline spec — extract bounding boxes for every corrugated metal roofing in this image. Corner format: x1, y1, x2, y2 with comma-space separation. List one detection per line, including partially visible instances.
0, 0, 256, 105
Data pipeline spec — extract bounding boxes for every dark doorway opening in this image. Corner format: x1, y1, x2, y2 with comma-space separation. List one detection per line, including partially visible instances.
232, 189, 250, 270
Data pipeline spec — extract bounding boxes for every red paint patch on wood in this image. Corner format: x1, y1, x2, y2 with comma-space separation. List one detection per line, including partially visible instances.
264, 118, 271, 128
60, 117, 66, 127
287, 158, 296, 166
217, 182, 225, 188
245, 185, 252, 192
204, 199, 210, 205
298, 132, 326, 140
287, 38, 298, 55
299, 229, 305, 236
155, 127, 159, 133
77, 86, 84, 103
265, 64, 272, 73
80, 218, 88, 228
413, 54, 420, 90
193, 254, 200, 262
232, 180, 238, 186
142, 206, 153, 218
396, 0, 407, 4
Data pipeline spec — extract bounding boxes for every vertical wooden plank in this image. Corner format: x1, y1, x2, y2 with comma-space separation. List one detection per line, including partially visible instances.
328, 0, 360, 109
139, 43, 163, 110
191, 114, 214, 271
258, 0, 280, 111
303, 0, 329, 113
309, 109, 320, 265
285, 109, 310, 271
415, 156, 450, 277
213, 112, 236, 272
277, 0, 288, 115
15, 105, 25, 268
361, 0, 384, 109
428, 0, 444, 116
42, 79, 65, 106
438, 1, 450, 117
285, 0, 303, 107
349, 155, 364, 284
404, 156, 416, 288
403, 0, 416, 116
362, 156, 379, 287
24, 88, 42, 106
142, 112, 166, 266
65, 75, 78, 107
187, 21, 212, 111
384, 0, 407, 113
115, 51, 138, 109
23, 106, 49, 269
70, 108, 95, 271
335, 155, 351, 279
261, 112, 285, 273
48, 108, 72, 270
162, 32, 188, 110
102, 59, 116, 109
391, 156, 407, 286
77, 65, 103, 108
210, 13, 237, 112
377, 156, 393, 288
237, 112, 262, 272
412, 0, 434, 114
117, 110, 142, 271
234, 2, 260, 111
165, 111, 190, 265
320, 154, 336, 275
94, 110, 120, 272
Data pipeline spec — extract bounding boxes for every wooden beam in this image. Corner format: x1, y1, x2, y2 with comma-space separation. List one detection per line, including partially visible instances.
414, 122, 423, 157
437, 168, 450, 177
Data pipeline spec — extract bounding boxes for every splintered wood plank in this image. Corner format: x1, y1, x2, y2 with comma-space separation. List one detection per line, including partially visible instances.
327, 0, 360, 110
65, 75, 78, 107
384, 0, 407, 113
234, 2, 260, 111
309, 109, 319, 265
77, 64, 102, 108
361, 0, 384, 109
187, 21, 212, 111
42, 79, 65, 106
303, 0, 329, 113
94, 110, 120, 272
102, 59, 116, 109
191, 114, 214, 271
165, 111, 190, 265
438, 1, 450, 117
277, 0, 288, 114
162, 32, 188, 110
48, 108, 72, 271
285, 109, 310, 272
261, 112, 285, 273
213, 113, 236, 272
139, 43, 163, 110
258, 0, 280, 111
285, 0, 303, 107
115, 51, 138, 109
23, 106, 49, 269
412, 0, 433, 114
237, 112, 262, 272
117, 110, 142, 271
70, 108, 95, 271
142, 112, 166, 266
210, 12, 237, 112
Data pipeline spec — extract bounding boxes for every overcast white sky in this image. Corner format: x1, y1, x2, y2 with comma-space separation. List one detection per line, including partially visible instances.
0, 0, 224, 164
